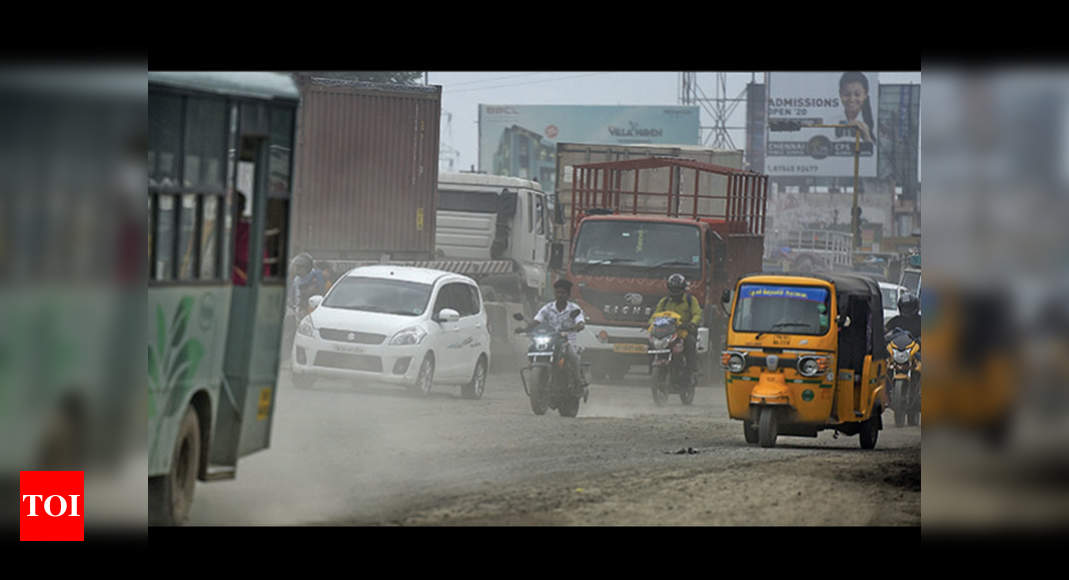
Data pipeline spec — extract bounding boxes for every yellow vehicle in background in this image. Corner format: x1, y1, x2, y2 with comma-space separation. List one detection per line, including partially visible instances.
721, 274, 889, 448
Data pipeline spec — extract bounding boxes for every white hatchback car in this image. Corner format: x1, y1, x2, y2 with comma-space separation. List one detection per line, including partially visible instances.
292, 265, 491, 398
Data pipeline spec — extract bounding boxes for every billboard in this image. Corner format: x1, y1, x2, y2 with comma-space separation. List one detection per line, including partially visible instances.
765, 72, 880, 178
478, 105, 700, 192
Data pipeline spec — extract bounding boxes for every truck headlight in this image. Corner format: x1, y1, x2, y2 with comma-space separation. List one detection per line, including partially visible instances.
390, 327, 427, 346
297, 317, 316, 337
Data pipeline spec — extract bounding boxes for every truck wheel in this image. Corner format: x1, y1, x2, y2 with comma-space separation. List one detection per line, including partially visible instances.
148, 406, 200, 526
758, 406, 778, 448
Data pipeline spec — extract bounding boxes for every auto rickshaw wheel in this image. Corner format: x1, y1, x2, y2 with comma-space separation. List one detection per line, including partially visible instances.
743, 420, 759, 444
758, 407, 778, 448
859, 414, 879, 449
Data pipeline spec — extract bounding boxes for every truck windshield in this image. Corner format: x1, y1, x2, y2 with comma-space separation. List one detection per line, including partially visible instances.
323, 277, 433, 316
732, 284, 831, 336
572, 221, 701, 274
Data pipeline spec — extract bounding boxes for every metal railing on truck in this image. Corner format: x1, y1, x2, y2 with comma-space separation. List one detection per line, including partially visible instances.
568, 156, 768, 239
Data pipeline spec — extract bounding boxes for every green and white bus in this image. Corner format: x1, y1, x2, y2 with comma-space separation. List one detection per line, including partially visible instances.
148, 72, 297, 525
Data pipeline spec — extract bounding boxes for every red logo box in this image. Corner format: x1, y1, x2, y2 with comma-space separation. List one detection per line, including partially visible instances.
20, 471, 84, 541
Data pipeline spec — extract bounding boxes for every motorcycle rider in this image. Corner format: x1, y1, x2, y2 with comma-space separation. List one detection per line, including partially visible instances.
649, 273, 703, 384
289, 252, 326, 319
518, 278, 589, 389
886, 291, 921, 344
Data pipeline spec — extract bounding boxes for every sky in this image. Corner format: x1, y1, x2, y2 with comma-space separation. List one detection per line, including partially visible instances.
428, 71, 921, 174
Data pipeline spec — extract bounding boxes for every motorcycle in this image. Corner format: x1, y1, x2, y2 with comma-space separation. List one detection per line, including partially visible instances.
647, 310, 696, 406
514, 311, 587, 417
885, 326, 921, 427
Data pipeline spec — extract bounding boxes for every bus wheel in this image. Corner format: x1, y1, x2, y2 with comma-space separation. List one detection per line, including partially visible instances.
149, 406, 201, 526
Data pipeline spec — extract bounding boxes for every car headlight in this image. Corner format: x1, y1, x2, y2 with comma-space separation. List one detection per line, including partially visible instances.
533, 336, 553, 350
297, 317, 316, 337
389, 327, 427, 346
893, 349, 909, 364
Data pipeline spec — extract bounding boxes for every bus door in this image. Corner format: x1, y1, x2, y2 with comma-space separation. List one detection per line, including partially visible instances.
211, 101, 292, 475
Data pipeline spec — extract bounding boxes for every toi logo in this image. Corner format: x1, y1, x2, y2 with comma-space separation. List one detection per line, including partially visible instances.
20, 471, 84, 541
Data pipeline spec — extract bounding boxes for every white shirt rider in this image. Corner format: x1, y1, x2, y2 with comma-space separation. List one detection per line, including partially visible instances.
533, 300, 586, 350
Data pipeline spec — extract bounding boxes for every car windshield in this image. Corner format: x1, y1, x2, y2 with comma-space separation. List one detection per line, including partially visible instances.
571, 221, 701, 275
323, 276, 433, 316
732, 284, 831, 336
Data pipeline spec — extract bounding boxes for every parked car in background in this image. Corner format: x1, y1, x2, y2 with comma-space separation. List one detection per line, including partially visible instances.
879, 282, 909, 325
292, 266, 490, 399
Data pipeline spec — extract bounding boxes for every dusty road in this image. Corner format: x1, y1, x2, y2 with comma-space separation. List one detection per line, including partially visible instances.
189, 367, 920, 526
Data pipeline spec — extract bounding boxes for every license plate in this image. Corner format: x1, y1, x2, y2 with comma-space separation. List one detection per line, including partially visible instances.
613, 343, 647, 354
334, 344, 364, 354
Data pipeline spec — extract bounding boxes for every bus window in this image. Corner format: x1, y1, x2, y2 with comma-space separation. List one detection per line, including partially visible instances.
176, 193, 199, 280
263, 198, 288, 280
199, 194, 221, 280
153, 194, 175, 280
183, 97, 226, 190
269, 107, 293, 195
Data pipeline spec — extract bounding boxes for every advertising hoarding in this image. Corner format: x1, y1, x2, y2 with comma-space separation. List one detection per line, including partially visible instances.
765, 72, 880, 178
478, 105, 700, 192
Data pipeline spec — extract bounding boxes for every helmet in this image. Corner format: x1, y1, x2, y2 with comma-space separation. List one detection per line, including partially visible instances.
897, 291, 919, 316
667, 273, 687, 295
290, 253, 313, 277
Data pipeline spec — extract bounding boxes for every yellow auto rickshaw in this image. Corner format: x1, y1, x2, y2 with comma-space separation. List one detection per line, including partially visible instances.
720, 273, 889, 448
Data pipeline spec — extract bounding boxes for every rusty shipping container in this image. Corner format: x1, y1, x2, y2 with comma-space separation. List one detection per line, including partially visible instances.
292, 76, 441, 260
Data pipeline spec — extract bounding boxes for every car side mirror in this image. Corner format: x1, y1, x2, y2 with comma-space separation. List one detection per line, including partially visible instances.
837, 315, 851, 328
512, 313, 525, 321
437, 308, 460, 323
308, 295, 324, 311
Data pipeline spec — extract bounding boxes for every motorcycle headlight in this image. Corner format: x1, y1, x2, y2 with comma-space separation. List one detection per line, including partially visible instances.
799, 358, 820, 376
652, 337, 671, 350
533, 336, 552, 350
893, 349, 909, 364
389, 327, 427, 346
297, 316, 316, 337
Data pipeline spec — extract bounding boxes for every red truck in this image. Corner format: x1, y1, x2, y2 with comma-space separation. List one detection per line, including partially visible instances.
553, 157, 767, 383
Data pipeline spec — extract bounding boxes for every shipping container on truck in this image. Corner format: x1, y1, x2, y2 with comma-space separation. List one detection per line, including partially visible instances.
562, 157, 767, 384
290, 76, 441, 262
